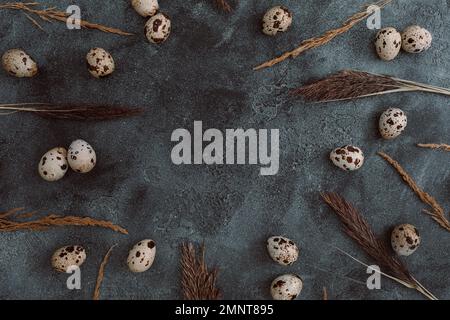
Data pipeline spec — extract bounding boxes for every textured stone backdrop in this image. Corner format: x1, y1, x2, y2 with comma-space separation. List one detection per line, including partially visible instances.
0, 0, 448, 299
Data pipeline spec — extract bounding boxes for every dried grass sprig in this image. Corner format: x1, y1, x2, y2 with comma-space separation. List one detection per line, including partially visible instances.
214, 0, 232, 13
181, 243, 221, 300
93, 245, 116, 300
378, 152, 450, 231
321, 192, 436, 300
0, 103, 143, 121
292, 70, 450, 102
0, 2, 133, 36
323, 287, 328, 301
417, 143, 450, 152
254, 0, 393, 70
0, 208, 128, 234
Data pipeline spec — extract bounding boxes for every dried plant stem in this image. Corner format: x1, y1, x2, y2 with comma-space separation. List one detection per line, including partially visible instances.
378, 152, 450, 231
0, 103, 143, 121
0, 208, 128, 234
321, 193, 436, 300
181, 243, 221, 300
292, 70, 450, 102
93, 245, 116, 300
0, 2, 133, 36
214, 0, 232, 13
323, 287, 328, 301
254, 0, 393, 70
417, 143, 450, 152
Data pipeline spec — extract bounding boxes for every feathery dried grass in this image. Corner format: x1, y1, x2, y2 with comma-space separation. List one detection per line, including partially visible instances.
323, 287, 328, 301
0, 104, 143, 121
292, 70, 450, 102
254, 0, 393, 70
417, 143, 450, 152
214, 0, 232, 13
321, 192, 436, 300
291, 70, 450, 102
93, 245, 116, 300
0, 2, 133, 35
0, 208, 128, 234
181, 243, 221, 300
378, 152, 450, 231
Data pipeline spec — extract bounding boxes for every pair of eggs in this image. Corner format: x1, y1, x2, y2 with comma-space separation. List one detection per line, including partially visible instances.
38, 139, 96, 182
375, 25, 432, 61
131, 0, 171, 44
329, 108, 408, 171
1, 48, 115, 79
266, 236, 303, 300
51, 239, 156, 273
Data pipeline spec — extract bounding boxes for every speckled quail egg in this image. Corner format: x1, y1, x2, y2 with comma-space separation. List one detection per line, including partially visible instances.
379, 108, 407, 140
402, 26, 432, 53
51, 245, 86, 273
270, 274, 303, 300
86, 48, 115, 78
391, 224, 421, 256
374, 27, 402, 61
145, 13, 171, 44
38, 147, 68, 182
330, 145, 365, 171
262, 6, 293, 36
131, 0, 159, 17
67, 139, 96, 173
2, 49, 38, 77
127, 239, 156, 273
267, 236, 299, 266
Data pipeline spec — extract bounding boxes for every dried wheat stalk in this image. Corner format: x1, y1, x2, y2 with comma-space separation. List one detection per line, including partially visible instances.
181, 243, 221, 300
93, 245, 116, 300
321, 192, 437, 300
0, 2, 133, 36
0, 103, 143, 121
323, 287, 328, 301
214, 0, 232, 13
292, 70, 450, 102
254, 0, 393, 70
417, 143, 450, 152
378, 152, 450, 231
0, 208, 128, 234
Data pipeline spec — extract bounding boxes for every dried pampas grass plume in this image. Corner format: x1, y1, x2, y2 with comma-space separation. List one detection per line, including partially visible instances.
0, 2, 133, 35
181, 243, 221, 300
93, 245, 116, 300
292, 70, 450, 102
0, 208, 128, 234
378, 152, 450, 231
417, 143, 450, 152
321, 192, 437, 300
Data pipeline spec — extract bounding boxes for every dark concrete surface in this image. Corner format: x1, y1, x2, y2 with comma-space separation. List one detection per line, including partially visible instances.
0, 0, 448, 300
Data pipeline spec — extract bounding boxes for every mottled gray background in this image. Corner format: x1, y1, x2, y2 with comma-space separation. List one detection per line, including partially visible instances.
0, 0, 448, 300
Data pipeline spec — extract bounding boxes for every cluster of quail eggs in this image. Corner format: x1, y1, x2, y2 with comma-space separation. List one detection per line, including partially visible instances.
38, 139, 96, 182
266, 236, 303, 300
51, 239, 156, 274
131, 0, 171, 44
375, 25, 432, 61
